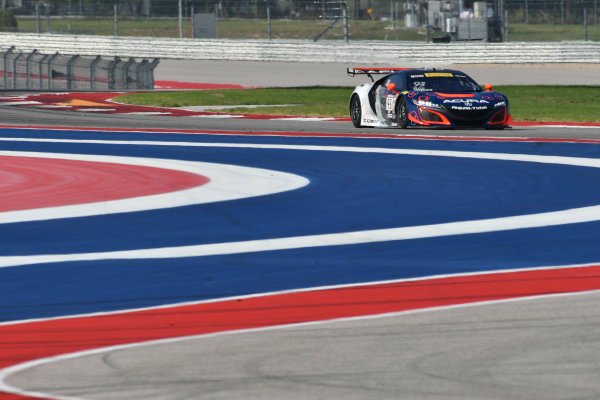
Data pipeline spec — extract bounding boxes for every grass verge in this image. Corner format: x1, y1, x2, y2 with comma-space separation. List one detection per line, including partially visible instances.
116, 85, 600, 122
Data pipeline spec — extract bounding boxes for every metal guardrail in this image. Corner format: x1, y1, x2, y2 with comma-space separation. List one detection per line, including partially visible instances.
0, 45, 159, 90
0, 33, 598, 65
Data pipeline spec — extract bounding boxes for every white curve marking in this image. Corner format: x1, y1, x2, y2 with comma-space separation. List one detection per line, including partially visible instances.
0, 138, 599, 268
0, 151, 309, 224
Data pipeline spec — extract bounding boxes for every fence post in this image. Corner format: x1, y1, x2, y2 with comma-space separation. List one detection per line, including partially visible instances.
35, 0, 41, 33
123, 58, 135, 90
504, 9, 509, 42
66, 54, 80, 90
12, 52, 23, 89
108, 57, 119, 90
3, 46, 14, 89
90, 55, 101, 90
584, 8, 588, 41
342, 2, 349, 42
114, 3, 119, 37
267, 5, 272, 40
148, 58, 160, 90
38, 53, 49, 89
25, 49, 38, 90
135, 59, 148, 89
178, 0, 183, 38
47, 52, 59, 90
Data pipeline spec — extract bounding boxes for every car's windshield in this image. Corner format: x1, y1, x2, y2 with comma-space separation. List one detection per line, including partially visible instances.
407, 72, 482, 93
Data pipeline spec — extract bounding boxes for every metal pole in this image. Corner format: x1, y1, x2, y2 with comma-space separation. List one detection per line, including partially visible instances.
47, 52, 59, 90
267, 5, 271, 40
114, 3, 118, 37
35, 1, 40, 33
390, 0, 394, 31
584, 7, 588, 40
190, 4, 194, 37
504, 9, 509, 42
90, 55, 101, 90
3, 46, 14, 89
38, 53, 49, 89
343, 2, 349, 42
525, 0, 528, 24
425, 5, 429, 43
561, 0, 564, 24
12, 52, 22, 89
25, 49, 37, 89
45, 2, 50, 32
178, 0, 183, 38
108, 57, 119, 90
66, 54, 79, 90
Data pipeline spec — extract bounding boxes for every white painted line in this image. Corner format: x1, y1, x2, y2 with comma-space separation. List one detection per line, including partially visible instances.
190, 114, 245, 118
0, 101, 42, 106
0, 151, 309, 224
121, 112, 173, 116
75, 108, 116, 112
0, 137, 600, 268
270, 117, 336, 121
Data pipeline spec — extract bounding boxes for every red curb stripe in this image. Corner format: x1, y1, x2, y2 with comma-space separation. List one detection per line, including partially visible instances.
2, 265, 600, 399
0, 156, 209, 212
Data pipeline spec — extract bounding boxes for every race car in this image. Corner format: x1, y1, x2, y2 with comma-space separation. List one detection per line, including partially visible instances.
348, 67, 511, 129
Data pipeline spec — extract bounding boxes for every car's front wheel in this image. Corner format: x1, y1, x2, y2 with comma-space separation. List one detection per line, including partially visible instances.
350, 95, 362, 128
396, 96, 408, 128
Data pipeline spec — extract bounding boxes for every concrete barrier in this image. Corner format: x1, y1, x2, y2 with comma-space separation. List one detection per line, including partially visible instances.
0, 33, 599, 64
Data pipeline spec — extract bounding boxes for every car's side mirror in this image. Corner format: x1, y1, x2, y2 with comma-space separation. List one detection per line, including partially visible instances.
386, 83, 396, 91
484, 83, 493, 91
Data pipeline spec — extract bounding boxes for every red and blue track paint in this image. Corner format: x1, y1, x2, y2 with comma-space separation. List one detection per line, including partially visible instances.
2, 126, 600, 399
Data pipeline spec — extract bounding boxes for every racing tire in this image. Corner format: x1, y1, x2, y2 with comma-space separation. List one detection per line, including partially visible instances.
396, 96, 408, 129
350, 95, 363, 128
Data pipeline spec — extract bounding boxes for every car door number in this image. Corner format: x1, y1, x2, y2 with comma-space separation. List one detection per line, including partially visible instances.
385, 96, 395, 111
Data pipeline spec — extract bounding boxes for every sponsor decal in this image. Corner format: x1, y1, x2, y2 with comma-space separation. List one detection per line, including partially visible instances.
425, 72, 454, 77
450, 106, 489, 110
443, 99, 489, 109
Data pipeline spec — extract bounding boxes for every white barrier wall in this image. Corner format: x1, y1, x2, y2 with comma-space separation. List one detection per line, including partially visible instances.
0, 33, 599, 64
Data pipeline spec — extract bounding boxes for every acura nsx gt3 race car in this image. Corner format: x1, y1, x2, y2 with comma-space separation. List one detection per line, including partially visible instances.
348, 67, 511, 129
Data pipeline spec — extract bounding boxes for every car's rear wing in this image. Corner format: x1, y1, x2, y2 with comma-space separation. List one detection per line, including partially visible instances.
347, 67, 409, 81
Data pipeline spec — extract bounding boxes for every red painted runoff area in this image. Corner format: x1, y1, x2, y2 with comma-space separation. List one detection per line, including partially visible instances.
2, 265, 600, 399
0, 156, 209, 212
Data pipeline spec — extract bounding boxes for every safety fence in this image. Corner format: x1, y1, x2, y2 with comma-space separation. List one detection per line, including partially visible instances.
1, 0, 598, 42
0, 46, 159, 90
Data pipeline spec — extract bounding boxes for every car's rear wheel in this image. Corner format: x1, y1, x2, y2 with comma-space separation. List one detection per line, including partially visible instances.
396, 96, 408, 128
350, 95, 362, 128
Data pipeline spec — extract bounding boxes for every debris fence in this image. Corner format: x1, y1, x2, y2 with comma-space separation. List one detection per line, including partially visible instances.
0, 46, 159, 91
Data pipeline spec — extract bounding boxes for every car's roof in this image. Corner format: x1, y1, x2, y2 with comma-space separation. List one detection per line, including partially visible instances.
392, 68, 468, 76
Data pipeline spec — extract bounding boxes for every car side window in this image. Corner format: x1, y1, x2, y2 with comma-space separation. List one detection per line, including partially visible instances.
385, 74, 405, 93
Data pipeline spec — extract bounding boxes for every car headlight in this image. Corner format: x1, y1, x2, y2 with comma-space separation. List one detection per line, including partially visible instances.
412, 99, 441, 108
494, 101, 506, 107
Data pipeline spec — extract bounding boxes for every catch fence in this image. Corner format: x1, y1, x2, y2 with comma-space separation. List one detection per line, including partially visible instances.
0, 1, 597, 42
0, 46, 159, 90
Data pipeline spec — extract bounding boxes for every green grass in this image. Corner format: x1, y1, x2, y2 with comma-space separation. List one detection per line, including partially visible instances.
507, 23, 600, 42
497, 85, 600, 122
119, 87, 355, 117
115, 85, 600, 122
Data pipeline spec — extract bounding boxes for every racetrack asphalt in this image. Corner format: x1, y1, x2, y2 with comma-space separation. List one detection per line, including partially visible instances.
2, 61, 600, 400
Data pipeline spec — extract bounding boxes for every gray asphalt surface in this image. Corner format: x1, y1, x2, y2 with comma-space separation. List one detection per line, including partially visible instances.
9, 292, 600, 400
2, 61, 600, 400
155, 60, 600, 87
